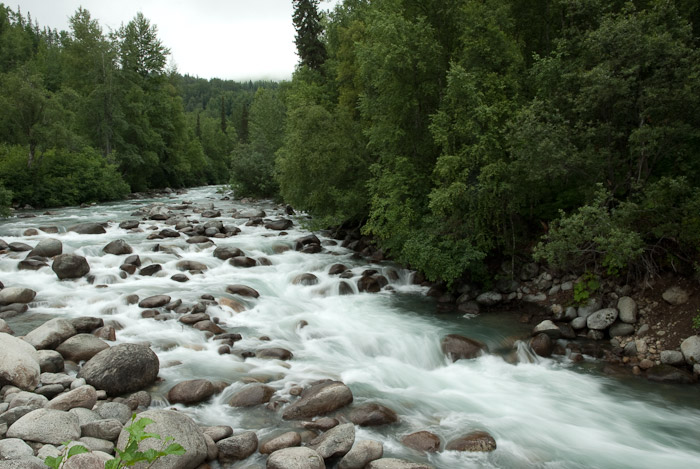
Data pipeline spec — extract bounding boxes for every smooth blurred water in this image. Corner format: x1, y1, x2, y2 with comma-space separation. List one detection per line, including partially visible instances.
2, 186, 699, 469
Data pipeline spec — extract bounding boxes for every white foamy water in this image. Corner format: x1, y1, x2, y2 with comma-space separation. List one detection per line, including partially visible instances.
2, 186, 699, 469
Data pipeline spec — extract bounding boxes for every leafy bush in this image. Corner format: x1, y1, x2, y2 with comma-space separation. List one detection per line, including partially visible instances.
0, 183, 11, 216
0, 144, 129, 208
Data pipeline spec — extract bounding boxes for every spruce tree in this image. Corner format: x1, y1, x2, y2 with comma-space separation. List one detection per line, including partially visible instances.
292, 0, 327, 70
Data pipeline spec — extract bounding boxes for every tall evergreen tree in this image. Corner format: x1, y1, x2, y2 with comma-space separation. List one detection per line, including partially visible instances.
292, 0, 327, 70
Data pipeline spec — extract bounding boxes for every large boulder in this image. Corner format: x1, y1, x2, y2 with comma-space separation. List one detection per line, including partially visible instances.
226, 284, 260, 298
586, 308, 618, 330
78, 343, 159, 396
259, 432, 302, 454
265, 219, 293, 231
0, 438, 34, 460
680, 335, 700, 365
167, 379, 217, 405
213, 247, 244, 260
116, 410, 207, 469
309, 423, 355, 459
349, 403, 398, 427
69, 223, 106, 235
45, 385, 97, 411
401, 432, 441, 453
138, 295, 171, 308
267, 447, 324, 469
27, 238, 62, 258
0, 287, 36, 305
103, 239, 133, 255
617, 297, 637, 324
338, 440, 384, 469
227, 383, 275, 407
23, 318, 77, 350
7, 408, 80, 445
532, 320, 561, 339
282, 380, 353, 420
52, 254, 90, 280
0, 333, 40, 391
662, 286, 689, 306
529, 333, 553, 358
216, 432, 258, 462
56, 334, 110, 362
441, 334, 487, 361
445, 431, 497, 452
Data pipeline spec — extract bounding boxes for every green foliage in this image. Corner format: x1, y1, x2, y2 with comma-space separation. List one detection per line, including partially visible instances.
692, 312, 700, 332
44, 443, 90, 469
292, 0, 327, 70
0, 183, 11, 217
572, 271, 601, 306
106, 415, 186, 469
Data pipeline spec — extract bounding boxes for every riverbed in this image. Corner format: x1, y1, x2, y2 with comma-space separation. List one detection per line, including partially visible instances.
1, 186, 699, 468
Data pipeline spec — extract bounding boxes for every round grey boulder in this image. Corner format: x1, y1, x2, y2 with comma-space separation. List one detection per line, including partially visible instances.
0, 333, 40, 391
69, 223, 106, 234
228, 383, 275, 407
282, 381, 353, 420
338, 440, 384, 469
0, 438, 34, 460
116, 409, 207, 469
267, 447, 324, 469
216, 431, 258, 462
167, 379, 217, 405
401, 432, 440, 453
103, 239, 133, 255
681, 335, 700, 365
445, 431, 497, 452
586, 308, 618, 330
0, 287, 36, 305
7, 408, 80, 445
45, 385, 97, 411
56, 334, 110, 362
349, 403, 398, 427
225, 284, 260, 298
52, 254, 90, 280
78, 343, 159, 396
617, 296, 637, 323
309, 423, 355, 459
259, 432, 302, 454
27, 238, 62, 258
138, 295, 171, 308
662, 286, 689, 306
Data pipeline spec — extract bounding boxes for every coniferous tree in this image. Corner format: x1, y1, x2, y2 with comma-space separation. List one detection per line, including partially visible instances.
292, 0, 327, 70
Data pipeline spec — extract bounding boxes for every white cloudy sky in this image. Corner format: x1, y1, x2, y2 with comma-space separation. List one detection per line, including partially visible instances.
12, 0, 340, 81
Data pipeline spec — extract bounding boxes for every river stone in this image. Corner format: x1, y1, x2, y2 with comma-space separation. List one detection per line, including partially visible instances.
138, 295, 171, 308
329, 264, 348, 275
35, 383, 64, 398
256, 348, 293, 360
45, 385, 97, 411
662, 286, 689, 305
202, 426, 233, 442
116, 409, 207, 469
586, 308, 618, 330
617, 297, 637, 323
441, 334, 487, 361
40, 372, 74, 388
445, 431, 497, 452
8, 242, 32, 252
225, 284, 260, 298
103, 239, 133, 256
609, 322, 634, 337
292, 273, 319, 286
69, 223, 106, 235
0, 406, 37, 429
119, 220, 140, 230
660, 350, 685, 366
577, 298, 602, 318
216, 431, 258, 462
0, 438, 34, 460
532, 320, 561, 339
0, 287, 36, 305
296, 234, 320, 247
265, 219, 293, 231
193, 320, 225, 334
529, 333, 552, 358
259, 432, 302, 454
78, 343, 159, 396
139, 264, 162, 276
282, 380, 353, 420
167, 379, 217, 405
302, 417, 339, 432
339, 281, 354, 296
18, 257, 48, 271
267, 447, 324, 469
476, 291, 502, 306
77, 436, 115, 453
680, 336, 700, 365
646, 364, 696, 384
310, 422, 355, 459
70, 317, 104, 334
176, 260, 208, 272
8, 391, 48, 409
230, 256, 256, 267
401, 431, 440, 453
186, 235, 212, 244
56, 334, 110, 362
81, 418, 123, 441
0, 333, 40, 391
366, 459, 434, 469
338, 440, 384, 469
23, 318, 77, 350
571, 317, 587, 330
228, 383, 275, 407
62, 452, 112, 468
213, 246, 244, 260
96, 402, 132, 424
52, 254, 90, 280
0, 318, 12, 334
349, 403, 398, 427
27, 238, 62, 258
7, 408, 80, 444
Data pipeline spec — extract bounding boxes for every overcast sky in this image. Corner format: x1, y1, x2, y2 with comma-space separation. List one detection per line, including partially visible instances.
12, 0, 340, 81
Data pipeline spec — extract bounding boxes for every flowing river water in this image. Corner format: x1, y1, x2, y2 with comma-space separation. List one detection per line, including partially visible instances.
1, 186, 699, 469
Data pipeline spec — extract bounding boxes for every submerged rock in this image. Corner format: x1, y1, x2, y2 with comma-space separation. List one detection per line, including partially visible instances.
68, 223, 106, 235
282, 380, 353, 420
441, 334, 488, 361
401, 431, 441, 453
445, 431, 497, 452
349, 403, 398, 427
103, 239, 133, 255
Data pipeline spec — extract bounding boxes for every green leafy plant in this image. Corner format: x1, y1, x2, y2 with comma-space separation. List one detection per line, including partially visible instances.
44, 444, 90, 468
43, 415, 185, 469
573, 271, 600, 306
106, 415, 186, 469
692, 311, 700, 333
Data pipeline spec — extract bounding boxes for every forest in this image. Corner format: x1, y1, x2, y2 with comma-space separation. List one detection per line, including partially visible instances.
1, 0, 700, 286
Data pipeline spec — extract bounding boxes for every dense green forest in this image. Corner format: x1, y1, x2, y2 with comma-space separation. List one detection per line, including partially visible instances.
275, 0, 700, 283
1, 0, 699, 285
0, 4, 281, 207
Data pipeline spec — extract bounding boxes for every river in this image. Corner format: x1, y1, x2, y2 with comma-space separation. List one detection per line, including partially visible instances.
1, 186, 699, 469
